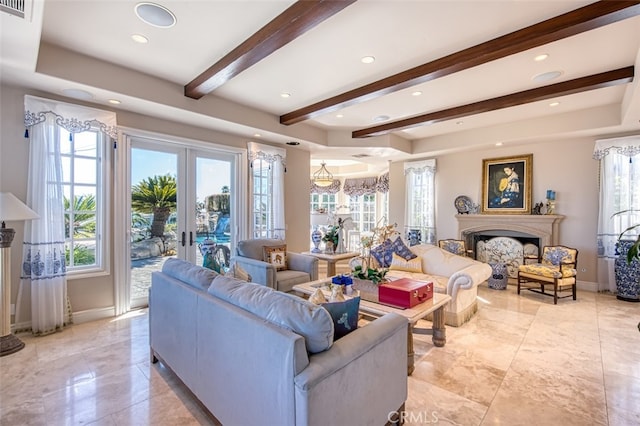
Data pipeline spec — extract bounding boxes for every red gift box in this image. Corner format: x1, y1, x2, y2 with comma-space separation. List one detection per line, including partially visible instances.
378, 278, 433, 308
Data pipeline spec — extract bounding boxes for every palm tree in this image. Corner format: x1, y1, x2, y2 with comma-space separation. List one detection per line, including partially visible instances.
131, 174, 177, 238
64, 194, 97, 238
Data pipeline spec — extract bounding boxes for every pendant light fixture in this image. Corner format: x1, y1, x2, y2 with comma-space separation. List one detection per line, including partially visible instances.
312, 162, 334, 187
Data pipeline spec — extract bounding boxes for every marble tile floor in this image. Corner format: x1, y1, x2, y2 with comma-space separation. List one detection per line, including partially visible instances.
1, 283, 639, 426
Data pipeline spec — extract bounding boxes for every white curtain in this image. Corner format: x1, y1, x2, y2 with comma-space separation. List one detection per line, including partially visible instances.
404, 159, 436, 245
17, 96, 117, 335
593, 135, 640, 292
247, 142, 286, 239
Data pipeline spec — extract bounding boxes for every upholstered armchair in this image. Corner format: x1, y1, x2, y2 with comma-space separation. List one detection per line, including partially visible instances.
517, 245, 578, 304
231, 238, 318, 293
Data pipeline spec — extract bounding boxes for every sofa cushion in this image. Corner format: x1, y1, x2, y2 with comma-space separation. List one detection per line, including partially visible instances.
390, 237, 417, 260
162, 258, 218, 290
208, 275, 334, 353
370, 239, 394, 268
236, 238, 286, 261
322, 297, 360, 340
264, 244, 287, 270
389, 252, 422, 273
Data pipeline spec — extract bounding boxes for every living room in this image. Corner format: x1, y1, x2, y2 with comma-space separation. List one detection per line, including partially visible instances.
1, 1, 640, 425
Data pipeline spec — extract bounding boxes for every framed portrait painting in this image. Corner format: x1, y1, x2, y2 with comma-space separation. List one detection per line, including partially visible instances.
481, 154, 532, 214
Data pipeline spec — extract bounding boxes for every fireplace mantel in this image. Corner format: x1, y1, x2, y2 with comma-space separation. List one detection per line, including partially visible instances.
456, 214, 564, 248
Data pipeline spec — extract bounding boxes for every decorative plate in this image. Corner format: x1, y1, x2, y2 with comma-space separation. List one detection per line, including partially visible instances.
454, 195, 473, 214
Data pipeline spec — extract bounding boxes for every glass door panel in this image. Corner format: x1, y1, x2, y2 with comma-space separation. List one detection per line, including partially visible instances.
129, 145, 180, 309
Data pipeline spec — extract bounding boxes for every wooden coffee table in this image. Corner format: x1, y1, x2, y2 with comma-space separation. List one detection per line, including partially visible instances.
293, 278, 452, 375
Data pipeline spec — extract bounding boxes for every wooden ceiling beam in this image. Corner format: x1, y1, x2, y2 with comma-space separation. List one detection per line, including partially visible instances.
280, 0, 640, 125
185, 0, 356, 99
351, 66, 634, 138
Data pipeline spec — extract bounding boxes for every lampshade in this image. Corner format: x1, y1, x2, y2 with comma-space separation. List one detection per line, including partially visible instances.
0, 193, 39, 224
310, 212, 329, 227
312, 162, 334, 187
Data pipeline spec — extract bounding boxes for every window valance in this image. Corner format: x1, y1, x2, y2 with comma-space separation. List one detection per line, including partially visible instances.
593, 135, 640, 160
310, 179, 341, 194
343, 176, 379, 196
247, 142, 286, 170
24, 95, 118, 140
376, 172, 389, 193
404, 159, 436, 174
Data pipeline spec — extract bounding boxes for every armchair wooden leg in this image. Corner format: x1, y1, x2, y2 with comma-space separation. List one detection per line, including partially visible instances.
553, 281, 558, 304
573, 284, 577, 300
517, 273, 521, 294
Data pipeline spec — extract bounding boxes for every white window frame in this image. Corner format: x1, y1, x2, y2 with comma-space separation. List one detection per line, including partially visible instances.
61, 127, 110, 277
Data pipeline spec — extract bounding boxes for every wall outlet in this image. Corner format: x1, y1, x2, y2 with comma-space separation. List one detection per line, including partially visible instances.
581, 268, 587, 273
10, 303, 15, 316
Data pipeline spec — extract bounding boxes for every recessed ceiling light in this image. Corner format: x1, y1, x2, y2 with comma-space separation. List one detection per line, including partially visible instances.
532, 70, 563, 83
108, 99, 121, 105
495, 142, 503, 146
549, 101, 560, 107
131, 34, 149, 44
456, 121, 464, 125
253, 133, 261, 138
336, 114, 344, 118
412, 91, 422, 96
135, 2, 176, 28
280, 92, 291, 98
286, 141, 300, 146
61, 88, 94, 100
534, 53, 549, 62
373, 115, 390, 123
361, 56, 375, 64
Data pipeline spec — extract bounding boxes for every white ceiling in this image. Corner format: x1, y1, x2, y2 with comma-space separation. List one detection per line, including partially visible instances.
2, 0, 640, 174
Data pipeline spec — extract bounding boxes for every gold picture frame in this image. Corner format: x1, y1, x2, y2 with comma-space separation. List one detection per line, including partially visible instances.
481, 154, 532, 214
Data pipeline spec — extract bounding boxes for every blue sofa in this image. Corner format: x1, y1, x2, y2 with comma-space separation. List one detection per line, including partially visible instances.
149, 258, 408, 426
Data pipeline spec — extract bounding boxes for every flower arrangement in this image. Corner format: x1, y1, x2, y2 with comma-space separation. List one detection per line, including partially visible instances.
351, 264, 388, 285
322, 225, 340, 247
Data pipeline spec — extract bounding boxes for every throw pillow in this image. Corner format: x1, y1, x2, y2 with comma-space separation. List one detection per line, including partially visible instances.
225, 262, 252, 282
263, 245, 287, 270
322, 296, 360, 340
370, 239, 394, 268
389, 252, 423, 273
390, 237, 417, 260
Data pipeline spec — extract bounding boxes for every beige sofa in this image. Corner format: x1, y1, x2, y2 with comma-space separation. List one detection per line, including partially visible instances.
384, 243, 492, 326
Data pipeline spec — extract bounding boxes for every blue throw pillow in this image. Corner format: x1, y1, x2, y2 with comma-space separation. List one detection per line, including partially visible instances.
322, 297, 360, 340
390, 237, 417, 260
370, 239, 394, 268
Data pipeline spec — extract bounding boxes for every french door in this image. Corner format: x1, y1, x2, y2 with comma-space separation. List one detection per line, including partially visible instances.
122, 134, 242, 310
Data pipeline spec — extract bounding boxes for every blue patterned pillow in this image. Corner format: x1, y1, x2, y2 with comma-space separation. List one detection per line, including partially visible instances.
390, 237, 417, 260
370, 239, 394, 268
322, 297, 360, 340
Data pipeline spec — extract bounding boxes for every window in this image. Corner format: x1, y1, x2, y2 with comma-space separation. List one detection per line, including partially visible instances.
61, 128, 107, 272
248, 142, 286, 239
310, 193, 336, 213
404, 159, 436, 244
348, 194, 376, 232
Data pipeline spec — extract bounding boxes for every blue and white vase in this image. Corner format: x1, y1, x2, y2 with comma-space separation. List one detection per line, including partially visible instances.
311, 228, 323, 253
614, 240, 640, 302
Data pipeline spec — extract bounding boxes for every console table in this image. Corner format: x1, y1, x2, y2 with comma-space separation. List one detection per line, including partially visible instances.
302, 251, 359, 276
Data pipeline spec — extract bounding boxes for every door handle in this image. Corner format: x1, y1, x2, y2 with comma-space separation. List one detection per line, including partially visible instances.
181, 231, 186, 247
189, 231, 193, 246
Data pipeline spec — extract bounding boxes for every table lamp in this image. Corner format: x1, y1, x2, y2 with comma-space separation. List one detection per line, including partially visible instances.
0, 192, 39, 356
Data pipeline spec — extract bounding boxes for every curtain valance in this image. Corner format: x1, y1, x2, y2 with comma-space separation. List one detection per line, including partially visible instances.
247, 142, 286, 170
24, 95, 118, 140
404, 159, 436, 174
593, 135, 640, 160
310, 179, 341, 194
376, 172, 389, 193
343, 176, 379, 196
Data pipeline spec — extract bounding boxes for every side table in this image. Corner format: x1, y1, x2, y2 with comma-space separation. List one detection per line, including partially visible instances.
302, 251, 359, 276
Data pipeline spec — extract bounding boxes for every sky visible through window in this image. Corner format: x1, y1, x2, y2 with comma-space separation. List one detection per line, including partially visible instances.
131, 149, 230, 201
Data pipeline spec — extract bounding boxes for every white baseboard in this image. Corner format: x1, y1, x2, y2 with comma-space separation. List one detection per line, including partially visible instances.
577, 280, 598, 292
72, 306, 116, 324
